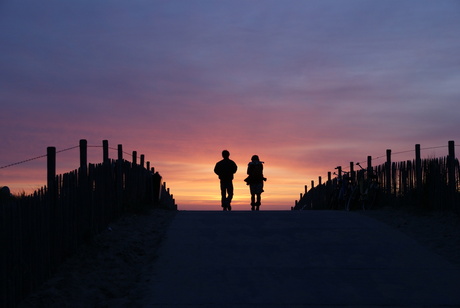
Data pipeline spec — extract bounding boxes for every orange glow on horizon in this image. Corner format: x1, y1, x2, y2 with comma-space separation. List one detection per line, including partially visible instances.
1, 143, 313, 211
2, 138, 454, 211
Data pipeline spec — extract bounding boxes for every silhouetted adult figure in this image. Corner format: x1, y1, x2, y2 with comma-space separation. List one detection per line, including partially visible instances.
245, 155, 266, 211
214, 150, 238, 211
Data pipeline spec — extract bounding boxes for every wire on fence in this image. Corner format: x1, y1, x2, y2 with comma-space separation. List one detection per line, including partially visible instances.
0, 154, 48, 170
0, 146, 81, 170
0, 142, 456, 171
1, 144, 144, 170
340, 145, 450, 172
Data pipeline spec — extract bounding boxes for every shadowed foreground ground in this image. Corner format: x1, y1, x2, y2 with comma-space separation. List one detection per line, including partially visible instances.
140, 210, 460, 307
19, 206, 460, 307
19, 209, 177, 308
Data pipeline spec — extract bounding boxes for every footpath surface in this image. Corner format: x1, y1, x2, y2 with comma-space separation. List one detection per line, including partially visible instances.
141, 211, 460, 307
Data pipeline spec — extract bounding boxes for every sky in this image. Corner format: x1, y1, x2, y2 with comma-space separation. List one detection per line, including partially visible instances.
1, 0, 459, 210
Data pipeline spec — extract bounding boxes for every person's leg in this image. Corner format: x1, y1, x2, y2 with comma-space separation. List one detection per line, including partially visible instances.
220, 181, 227, 210
256, 193, 261, 210
227, 181, 234, 210
251, 195, 255, 210
250, 184, 257, 210
254, 182, 263, 210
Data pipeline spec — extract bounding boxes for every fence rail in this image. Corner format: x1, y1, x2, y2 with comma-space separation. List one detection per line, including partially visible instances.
0, 139, 176, 308
294, 141, 459, 211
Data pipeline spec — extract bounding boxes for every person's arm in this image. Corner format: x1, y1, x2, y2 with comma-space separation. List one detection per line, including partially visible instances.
214, 162, 220, 176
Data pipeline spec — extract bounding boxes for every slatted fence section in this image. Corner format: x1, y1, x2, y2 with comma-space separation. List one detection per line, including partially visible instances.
1, 139, 176, 308
294, 141, 459, 211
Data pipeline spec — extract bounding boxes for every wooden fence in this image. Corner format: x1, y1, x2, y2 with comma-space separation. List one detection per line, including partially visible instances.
294, 141, 459, 211
0, 139, 176, 308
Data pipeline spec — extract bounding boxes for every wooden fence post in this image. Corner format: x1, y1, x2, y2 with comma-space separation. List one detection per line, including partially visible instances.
140, 154, 145, 168
349, 162, 354, 183
103, 140, 109, 163
318, 176, 322, 186
132, 151, 137, 165
79, 139, 87, 177
386, 149, 391, 195
311, 180, 314, 189
78, 139, 90, 241
117, 144, 123, 161
47, 146, 56, 201
328, 172, 331, 182
46, 146, 58, 283
305, 185, 308, 194
415, 144, 422, 198
367, 156, 372, 177
79, 139, 88, 200
448, 140, 456, 209
117, 144, 123, 215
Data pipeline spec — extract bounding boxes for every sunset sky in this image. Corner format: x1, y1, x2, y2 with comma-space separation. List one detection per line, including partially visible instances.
1, 0, 459, 210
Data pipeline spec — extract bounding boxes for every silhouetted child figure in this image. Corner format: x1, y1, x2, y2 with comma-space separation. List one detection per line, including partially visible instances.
245, 155, 266, 211
214, 150, 238, 211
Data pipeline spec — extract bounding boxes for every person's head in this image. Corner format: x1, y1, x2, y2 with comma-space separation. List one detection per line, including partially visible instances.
222, 150, 230, 159
251, 155, 259, 162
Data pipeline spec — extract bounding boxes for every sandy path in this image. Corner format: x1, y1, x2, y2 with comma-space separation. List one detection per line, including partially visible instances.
18, 206, 460, 307
360, 206, 460, 267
